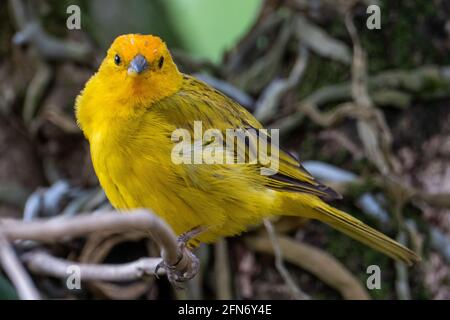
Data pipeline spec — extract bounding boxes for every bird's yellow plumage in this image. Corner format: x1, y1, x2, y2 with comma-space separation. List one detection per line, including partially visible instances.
75, 34, 420, 265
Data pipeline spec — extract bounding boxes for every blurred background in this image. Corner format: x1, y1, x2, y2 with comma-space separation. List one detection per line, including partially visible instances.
0, 0, 450, 300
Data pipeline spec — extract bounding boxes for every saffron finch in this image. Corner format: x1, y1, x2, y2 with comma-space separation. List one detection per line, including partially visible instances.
75, 34, 420, 266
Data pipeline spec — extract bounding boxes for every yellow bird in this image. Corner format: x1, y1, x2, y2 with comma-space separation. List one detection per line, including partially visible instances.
75, 34, 420, 270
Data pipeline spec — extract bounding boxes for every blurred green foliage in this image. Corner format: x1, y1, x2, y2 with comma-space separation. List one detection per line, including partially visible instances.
42, 0, 445, 69
48, 0, 261, 63
163, 0, 262, 63
0, 275, 18, 300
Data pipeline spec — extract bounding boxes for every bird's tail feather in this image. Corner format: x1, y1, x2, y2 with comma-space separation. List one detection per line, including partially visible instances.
313, 204, 420, 265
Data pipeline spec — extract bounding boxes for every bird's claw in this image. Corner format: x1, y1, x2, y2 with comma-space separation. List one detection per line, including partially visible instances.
155, 250, 200, 288
155, 227, 204, 288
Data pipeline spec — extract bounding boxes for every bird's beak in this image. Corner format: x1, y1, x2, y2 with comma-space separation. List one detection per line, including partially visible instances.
128, 54, 148, 76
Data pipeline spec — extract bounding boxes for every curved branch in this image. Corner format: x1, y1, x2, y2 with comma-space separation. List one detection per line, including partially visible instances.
0, 210, 190, 276
245, 234, 370, 300
0, 231, 40, 300
9, 0, 91, 63
263, 219, 310, 300
22, 251, 164, 282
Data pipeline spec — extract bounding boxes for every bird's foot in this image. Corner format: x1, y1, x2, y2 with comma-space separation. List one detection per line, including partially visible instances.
155, 249, 200, 289
155, 226, 206, 288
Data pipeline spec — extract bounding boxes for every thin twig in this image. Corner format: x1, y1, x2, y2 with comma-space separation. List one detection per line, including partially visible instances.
263, 219, 310, 300
9, 0, 91, 63
245, 234, 370, 300
254, 45, 309, 122
395, 231, 411, 300
22, 61, 52, 125
272, 65, 450, 135
345, 11, 395, 175
195, 73, 254, 109
22, 250, 164, 281
214, 238, 232, 299
295, 15, 351, 64
0, 231, 40, 300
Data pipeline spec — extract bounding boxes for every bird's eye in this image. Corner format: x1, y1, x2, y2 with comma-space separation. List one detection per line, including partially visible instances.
158, 56, 164, 69
114, 54, 121, 65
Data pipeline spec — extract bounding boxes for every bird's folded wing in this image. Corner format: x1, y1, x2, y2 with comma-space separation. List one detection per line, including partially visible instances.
151, 75, 341, 200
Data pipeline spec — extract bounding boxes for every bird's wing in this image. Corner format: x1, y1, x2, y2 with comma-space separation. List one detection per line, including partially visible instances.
151, 74, 341, 200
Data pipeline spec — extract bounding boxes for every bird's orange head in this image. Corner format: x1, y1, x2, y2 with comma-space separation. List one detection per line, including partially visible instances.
96, 34, 183, 105
75, 34, 184, 139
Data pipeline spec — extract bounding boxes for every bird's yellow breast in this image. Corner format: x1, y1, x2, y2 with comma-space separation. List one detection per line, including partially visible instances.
88, 107, 275, 243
